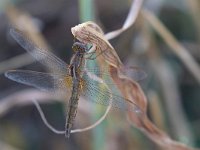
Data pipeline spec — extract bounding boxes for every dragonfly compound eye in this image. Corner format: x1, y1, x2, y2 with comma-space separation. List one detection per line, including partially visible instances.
72, 42, 88, 52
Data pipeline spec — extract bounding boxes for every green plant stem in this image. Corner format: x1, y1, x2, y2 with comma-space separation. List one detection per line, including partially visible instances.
78, 0, 95, 22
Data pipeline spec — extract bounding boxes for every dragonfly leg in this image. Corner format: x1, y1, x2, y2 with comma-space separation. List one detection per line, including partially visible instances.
85, 47, 108, 60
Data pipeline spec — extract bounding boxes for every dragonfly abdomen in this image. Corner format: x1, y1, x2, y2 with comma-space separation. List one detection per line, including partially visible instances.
65, 79, 81, 138
65, 43, 86, 138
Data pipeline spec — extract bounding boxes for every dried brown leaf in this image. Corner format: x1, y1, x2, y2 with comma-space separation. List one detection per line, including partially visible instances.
71, 20, 198, 150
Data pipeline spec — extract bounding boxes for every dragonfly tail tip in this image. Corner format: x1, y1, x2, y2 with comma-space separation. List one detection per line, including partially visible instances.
65, 129, 71, 138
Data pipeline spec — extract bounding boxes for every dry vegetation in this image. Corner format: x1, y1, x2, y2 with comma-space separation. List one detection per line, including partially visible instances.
0, 0, 200, 150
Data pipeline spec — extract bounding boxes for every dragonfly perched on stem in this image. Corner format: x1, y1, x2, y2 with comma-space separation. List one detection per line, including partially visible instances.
5, 28, 145, 138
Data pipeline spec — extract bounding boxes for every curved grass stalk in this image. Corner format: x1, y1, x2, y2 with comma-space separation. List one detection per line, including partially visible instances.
71, 104, 111, 134
105, 0, 144, 40
32, 99, 65, 134
32, 98, 111, 135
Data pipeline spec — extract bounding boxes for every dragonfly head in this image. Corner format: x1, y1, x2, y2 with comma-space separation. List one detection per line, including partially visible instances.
72, 42, 88, 53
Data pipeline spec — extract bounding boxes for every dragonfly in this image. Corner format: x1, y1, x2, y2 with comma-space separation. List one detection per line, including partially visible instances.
5, 28, 145, 138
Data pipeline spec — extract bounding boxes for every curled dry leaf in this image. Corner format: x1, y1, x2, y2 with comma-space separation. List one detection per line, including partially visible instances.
71, 21, 123, 69
71, 22, 198, 150
72, 21, 147, 111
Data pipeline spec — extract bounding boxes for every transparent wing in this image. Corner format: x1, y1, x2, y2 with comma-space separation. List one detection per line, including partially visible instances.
10, 28, 69, 75
5, 70, 72, 93
81, 72, 142, 113
120, 66, 147, 82
84, 65, 147, 85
